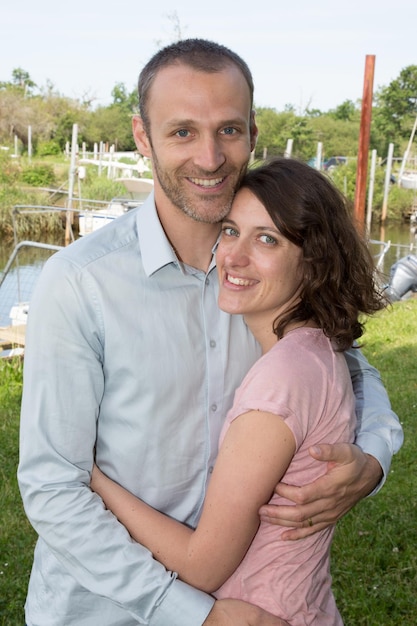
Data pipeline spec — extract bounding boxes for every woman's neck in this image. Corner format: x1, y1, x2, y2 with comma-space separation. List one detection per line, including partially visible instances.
245, 316, 317, 355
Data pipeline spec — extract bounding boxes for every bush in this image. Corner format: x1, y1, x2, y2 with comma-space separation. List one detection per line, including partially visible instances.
37, 141, 62, 157
20, 164, 56, 187
0, 151, 20, 185
385, 185, 416, 220
81, 173, 127, 201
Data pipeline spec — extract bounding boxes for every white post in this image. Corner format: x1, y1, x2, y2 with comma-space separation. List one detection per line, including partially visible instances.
381, 143, 394, 223
98, 142, 104, 176
284, 139, 293, 158
315, 142, 323, 170
398, 113, 417, 186
107, 144, 114, 179
366, 149, 377, 235
27, 126, 32, 161
94, 143, 98, 159
67, 125, 78, 210
66, 124, 78, 244
14, 134, 18, 157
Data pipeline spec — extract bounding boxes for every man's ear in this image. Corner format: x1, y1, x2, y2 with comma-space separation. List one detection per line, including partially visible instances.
132, 116, 151, 157
250, 110, 258, 153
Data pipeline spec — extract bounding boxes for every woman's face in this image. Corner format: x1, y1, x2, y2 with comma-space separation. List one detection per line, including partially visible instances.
216, 188, 303, 329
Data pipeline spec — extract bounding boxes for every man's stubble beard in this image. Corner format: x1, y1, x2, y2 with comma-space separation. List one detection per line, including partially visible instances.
150, 148, 246, 225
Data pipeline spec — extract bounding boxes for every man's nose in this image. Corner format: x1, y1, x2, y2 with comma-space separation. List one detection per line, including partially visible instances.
193, 135, 226, 172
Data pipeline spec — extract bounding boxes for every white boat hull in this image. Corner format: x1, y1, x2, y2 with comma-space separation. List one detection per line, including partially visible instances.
399, 173, 417, 189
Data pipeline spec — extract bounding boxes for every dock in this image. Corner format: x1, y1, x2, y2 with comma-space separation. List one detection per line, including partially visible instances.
0, 325, 26, 358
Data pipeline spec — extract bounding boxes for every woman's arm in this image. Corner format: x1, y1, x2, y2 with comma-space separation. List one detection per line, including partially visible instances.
92, 410, 295, 592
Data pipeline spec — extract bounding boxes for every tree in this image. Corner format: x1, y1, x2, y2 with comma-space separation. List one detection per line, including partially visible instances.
373, 65, 417, 154
329, 100, 358, 122
12, 68, 36, 94
308, 115, 360, 159
111, 83, 138, 113
83, 106, 136, 151
0, 68, 36, 97
376, 65, 417, 120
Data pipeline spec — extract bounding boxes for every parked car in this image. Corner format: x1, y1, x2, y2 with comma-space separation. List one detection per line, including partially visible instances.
323, 156, 348, 171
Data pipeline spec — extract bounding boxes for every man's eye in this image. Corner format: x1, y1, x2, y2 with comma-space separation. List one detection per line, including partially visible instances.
176, 129, 189, 137
222, 127, 236, 135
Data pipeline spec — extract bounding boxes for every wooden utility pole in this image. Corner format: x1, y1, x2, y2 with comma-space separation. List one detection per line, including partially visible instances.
354, 55, 375, 234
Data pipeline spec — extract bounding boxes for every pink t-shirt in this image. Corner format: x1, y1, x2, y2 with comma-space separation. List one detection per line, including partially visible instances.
214, 328, 356, 625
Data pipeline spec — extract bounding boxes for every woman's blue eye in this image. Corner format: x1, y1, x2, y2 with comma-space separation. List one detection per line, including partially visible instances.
222, 226, 239, 237
260, 234, 277, 244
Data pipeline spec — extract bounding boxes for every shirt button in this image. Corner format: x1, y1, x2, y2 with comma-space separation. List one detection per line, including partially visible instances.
210, 339, 216, 348
211, 404, 217, 412
208, 466, 214, 474
205, 277, 210, 285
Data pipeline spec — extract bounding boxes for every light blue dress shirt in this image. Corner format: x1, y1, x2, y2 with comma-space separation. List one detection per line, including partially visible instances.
18, 194, 403, 625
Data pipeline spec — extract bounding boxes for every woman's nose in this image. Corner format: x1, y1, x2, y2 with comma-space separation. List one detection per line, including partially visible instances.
223, 239, 250, 267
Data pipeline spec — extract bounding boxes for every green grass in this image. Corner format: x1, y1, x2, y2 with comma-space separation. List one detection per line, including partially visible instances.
332, 298, 417, 625
0, 300, 416, 624
0, 358, 36, 625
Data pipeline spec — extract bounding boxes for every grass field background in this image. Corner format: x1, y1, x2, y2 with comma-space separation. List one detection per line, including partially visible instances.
1, 299, 416, 625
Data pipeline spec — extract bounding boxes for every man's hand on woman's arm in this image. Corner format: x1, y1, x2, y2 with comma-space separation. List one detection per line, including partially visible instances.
203, 599, 290, 625
259, 442, 382, 540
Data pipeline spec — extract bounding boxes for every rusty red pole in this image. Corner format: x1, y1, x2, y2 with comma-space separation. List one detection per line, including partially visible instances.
354, 55, 375, 234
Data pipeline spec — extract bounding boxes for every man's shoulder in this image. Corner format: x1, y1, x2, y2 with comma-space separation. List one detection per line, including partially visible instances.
56, 207, 141, 270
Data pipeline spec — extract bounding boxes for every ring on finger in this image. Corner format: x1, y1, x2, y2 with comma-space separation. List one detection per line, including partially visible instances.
308, 517, 314, 527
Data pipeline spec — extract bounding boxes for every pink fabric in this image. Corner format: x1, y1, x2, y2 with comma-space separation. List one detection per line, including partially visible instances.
215, 328, 356, 625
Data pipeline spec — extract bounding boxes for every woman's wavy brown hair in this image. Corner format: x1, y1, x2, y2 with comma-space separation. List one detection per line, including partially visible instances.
240, 157, 386, 351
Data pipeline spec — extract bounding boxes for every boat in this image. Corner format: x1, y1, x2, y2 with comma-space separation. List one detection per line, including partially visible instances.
78, 179, 154, 236
398, 172, 417, 189
78, 198, 141, 236
115, 177, 154, 197
384, 253, 417, 301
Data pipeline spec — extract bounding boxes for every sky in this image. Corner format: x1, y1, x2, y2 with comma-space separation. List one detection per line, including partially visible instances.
1, 0, 415, 113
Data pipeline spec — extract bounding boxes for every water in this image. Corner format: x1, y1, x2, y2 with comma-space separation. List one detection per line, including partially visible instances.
369, 222, 416, 278
0, 239, 64, 326
0, 222, 415, 327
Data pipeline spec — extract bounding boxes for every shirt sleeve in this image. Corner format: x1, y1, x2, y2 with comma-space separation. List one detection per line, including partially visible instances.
344, 346, 404, 494
18, 255, 214, 626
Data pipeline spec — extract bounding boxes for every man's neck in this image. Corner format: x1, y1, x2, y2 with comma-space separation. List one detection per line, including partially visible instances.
169, 222, 220, 272
156, 202, 221, 273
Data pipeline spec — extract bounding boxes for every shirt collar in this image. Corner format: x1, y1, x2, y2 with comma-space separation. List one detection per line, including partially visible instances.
137, 191, 218, 277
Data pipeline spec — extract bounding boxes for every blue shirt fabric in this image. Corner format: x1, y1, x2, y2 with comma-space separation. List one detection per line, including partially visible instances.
18, 193, 403, 625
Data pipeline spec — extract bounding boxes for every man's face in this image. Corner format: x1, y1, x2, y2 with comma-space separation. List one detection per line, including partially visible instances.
133, 63, 257, 224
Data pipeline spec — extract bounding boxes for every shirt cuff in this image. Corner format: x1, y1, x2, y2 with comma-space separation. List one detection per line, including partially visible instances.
149, 577, 215, 626
354, 432, 392, 495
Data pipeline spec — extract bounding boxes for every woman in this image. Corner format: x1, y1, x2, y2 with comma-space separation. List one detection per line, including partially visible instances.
91, 158, 385, 624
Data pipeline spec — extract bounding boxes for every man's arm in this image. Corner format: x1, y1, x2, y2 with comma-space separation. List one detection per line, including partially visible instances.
204, 600, 289, 625
259, 347, 403, 540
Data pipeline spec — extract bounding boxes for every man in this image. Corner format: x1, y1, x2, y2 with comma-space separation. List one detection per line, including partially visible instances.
18, 39, 403, 626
